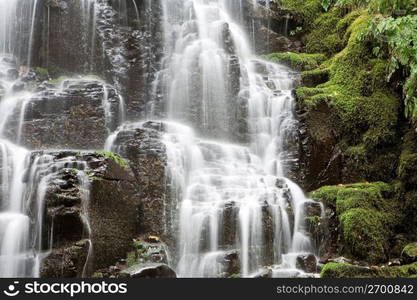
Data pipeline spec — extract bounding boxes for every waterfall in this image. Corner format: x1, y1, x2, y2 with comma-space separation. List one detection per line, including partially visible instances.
1, 0, 322, 278
0, 0, 96, 277
150, 0, 320, 277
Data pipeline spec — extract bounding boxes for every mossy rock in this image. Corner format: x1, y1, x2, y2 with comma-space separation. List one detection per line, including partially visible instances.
321, 262, 417, 278
320, 262, 375, 278
94, 151, 129, 169
340, 208, 389, 264
301, 68, 330, 87
311, 182, 398, 264
306, 9, 364, 56
401, 243, 417, 264
264, 52, 326, 71
296, 14, 401, 182
280, 0, 323, 27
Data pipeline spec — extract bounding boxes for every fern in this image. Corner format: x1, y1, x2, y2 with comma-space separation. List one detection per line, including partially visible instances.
364, 15, 417, 122
320, 0, 417, 123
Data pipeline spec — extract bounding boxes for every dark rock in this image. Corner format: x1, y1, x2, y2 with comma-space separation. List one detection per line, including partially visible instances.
7, 78, 123, 149
296, 254, 318, 273
107, 122, 173, 245
40, 151, 139, 277
40, 240, 90, 278
296, 99, 345, 191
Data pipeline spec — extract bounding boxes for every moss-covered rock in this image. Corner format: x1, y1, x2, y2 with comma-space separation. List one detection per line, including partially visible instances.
280, 0, 323, 27
94, 151, 129, 169
301, 68, 330, 87
296, 14, 401, 184
264, 52, 326, 71
401, 243, 417, 264
340, 208, 389, 264
321, 262, 417, 278
311, 182, 398, 264
321, 262, 375, 278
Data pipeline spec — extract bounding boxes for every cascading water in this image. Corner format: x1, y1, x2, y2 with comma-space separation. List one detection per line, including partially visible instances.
1, 0, 323, 278
154, 0, 321, 277
0, 0, 97, 277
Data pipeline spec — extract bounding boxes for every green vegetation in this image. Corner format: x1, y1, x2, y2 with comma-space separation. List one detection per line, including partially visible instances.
311, 182, 398, 263
280, 0, 324, 26
316, 0, 417, 124
264, 52, 326, 71
94, 151, 129, 169
321, 261, 417, 278
402, 243, 417, 264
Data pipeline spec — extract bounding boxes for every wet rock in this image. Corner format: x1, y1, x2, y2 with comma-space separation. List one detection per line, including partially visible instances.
296, 254, 318, 273
40, 151, 139, 277
127, 237, 170, 265
13, 78, 123, 150
304, 201, 323, 217
40, 240, 90, 278
121, 263, 177, 278
296, 99, 344, 191
108, 122, 172, 244
222, 250, 241, 277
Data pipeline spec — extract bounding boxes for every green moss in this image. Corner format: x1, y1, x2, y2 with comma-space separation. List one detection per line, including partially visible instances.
340, 208, 389, 263
126, 251, 137, 268
399, 153, 417, 185
311, 182, 398, 264
321, 262, 417, 278
264, 52, 326, 71
297, 14, 401, 181
320, 262, 375, 278
94, 151, 129, 169
402, 243, 417, 264
301, 68, 330, 87
280, 0, 323, 27
310, 185, 341, 208
306, 9, 344, 56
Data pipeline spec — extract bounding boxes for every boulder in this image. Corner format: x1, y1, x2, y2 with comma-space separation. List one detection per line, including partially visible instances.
296, 254, 318, 273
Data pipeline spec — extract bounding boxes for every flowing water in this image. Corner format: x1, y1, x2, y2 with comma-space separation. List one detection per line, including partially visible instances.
0, 0, 96, 277
1, 0, 322, 278
154, 0, 320, 277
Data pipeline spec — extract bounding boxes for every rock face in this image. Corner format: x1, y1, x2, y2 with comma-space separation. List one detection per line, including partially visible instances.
108, 122, 170, 241
14, 78, 123, 150
39, 0, 164, 121
40, 151, 139, 277
38, 0, 103, 75
296, 101, 344, 191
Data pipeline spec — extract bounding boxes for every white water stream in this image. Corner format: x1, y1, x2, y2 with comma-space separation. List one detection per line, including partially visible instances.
0, 0, 322, 278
